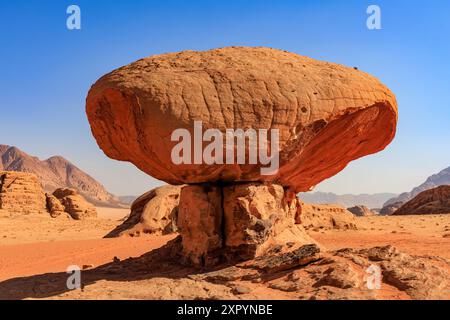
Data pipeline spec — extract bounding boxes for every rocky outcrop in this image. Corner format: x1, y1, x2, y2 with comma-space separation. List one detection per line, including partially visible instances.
45, 193, 67, 218
86, 47, 397, 266
347, 205, 376, 217
105, 185, 182, 238
177, 183, 316, 266
0, 171, 47, 215
384, 166, 450, 206
52, 188, 97, 220
392, 185, 450, 215
379, 201, 403, 216
177, 184, 224, 266
0, 171, 97, 220
298, 202, 357, 231
86, 46, 397, 193
0, 144, 122, 207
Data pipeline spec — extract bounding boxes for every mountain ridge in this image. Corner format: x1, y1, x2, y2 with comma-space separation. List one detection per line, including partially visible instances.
299, 191, 397, 209
0, 144, 124, 207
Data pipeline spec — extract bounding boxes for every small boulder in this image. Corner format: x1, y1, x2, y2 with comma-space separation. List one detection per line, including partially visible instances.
347, 205, 376, 217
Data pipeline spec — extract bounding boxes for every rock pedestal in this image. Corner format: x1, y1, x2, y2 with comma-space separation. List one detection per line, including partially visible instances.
177, 182, 316, 266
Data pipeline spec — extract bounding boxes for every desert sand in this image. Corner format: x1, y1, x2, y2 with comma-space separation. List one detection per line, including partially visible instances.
0, 208, 449, 300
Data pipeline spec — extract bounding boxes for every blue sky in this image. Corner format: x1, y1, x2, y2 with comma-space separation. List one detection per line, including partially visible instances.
0, 0, 449, 196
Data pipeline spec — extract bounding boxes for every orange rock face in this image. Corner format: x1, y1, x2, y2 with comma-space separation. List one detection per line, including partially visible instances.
393, 185, 450, 215
52, 188, 97, 220
105, 185, 182, 238
298, 202, 357, 231
86, 47, 397, 192
0, 171, 47, 215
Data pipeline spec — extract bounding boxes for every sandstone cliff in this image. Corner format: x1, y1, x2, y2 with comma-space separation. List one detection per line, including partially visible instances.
393, 185, 450, 215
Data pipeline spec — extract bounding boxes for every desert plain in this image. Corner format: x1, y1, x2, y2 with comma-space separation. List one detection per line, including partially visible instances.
1, 208, 449, 300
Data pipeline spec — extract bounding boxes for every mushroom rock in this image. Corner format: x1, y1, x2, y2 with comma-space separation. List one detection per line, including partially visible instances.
86, 47, 398, 266
86, 46, 397, 192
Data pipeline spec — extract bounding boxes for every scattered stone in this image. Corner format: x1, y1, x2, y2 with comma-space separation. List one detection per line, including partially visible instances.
82, 264, 95, 270
252, 244, 321, 273
231, 285, 252, 295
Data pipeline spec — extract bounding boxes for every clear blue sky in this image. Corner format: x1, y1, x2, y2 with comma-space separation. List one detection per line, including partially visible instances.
1, 0, 449, 196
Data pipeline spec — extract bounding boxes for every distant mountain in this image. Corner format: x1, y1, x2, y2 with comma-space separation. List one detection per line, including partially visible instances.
0, 144, 124, 207
384, 166, 450, 207
299, 191, 398, 209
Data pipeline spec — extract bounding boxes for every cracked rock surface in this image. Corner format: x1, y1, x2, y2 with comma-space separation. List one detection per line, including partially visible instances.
86, 46, 397, 192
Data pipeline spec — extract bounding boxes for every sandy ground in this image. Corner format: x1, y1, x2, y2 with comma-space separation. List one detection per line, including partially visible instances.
0, 209, 449, 299
311, 215, 450, 259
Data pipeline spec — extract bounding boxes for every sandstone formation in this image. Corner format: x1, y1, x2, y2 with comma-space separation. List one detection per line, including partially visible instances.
86, 47, 398, 266
393, 185, 450, 216
297, 202, 357, 231
176, 183, 317, 266
347, 205, 376, 217
52, 188, 97, 220
379, 201, 403, 216
385, 166, 450, 207
0, 145, 122, 207
86, 46, 397, 192
45, 193, 67, 218
0, 171, 47, 215
105, 185, 182, 238
106, 183, 355, 247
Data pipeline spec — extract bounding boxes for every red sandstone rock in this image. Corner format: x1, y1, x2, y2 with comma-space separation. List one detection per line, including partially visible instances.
347, 205, 376, 217
53, 188, 97, 220
177, 184, 223, 266
0, 171, 47, 215
86, 46, 398, 193
298, 201, 357, 230
393, 185, 450, 215
105, 185, 182, 238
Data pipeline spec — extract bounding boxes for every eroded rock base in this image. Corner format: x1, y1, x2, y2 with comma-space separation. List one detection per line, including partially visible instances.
176, 182, 317, 267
